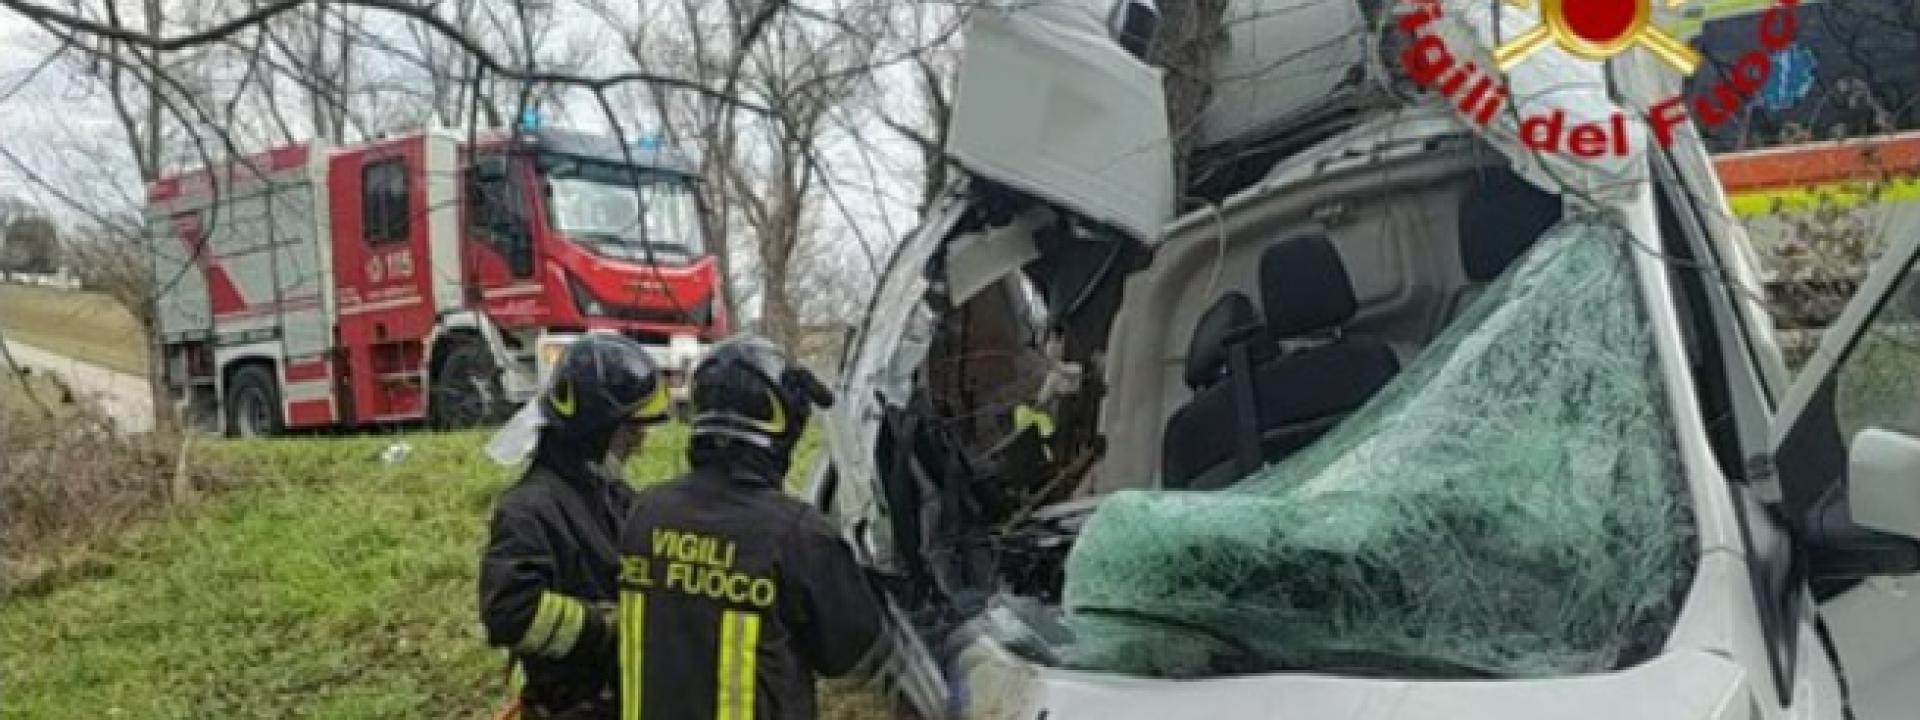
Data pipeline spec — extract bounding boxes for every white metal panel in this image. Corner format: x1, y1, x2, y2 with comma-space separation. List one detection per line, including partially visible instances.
1824, 576, 1920, 720
281, 378, 333, 403
424, 129, 464, 314
1195, 0, 1367, 148
978, 646, 1749, 720
148, 213, 210, 339
206, 189, 281, 336
946, 6, 1174, 241
152, 150, 325, 346
309, 143, 338, 325
269, 186, 330, 358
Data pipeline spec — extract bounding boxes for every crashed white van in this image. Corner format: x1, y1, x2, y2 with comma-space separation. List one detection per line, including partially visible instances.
810, 1, 1920, 718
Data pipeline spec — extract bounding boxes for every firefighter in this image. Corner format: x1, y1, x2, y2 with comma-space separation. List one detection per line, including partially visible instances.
615, 335, 905, 720
479, 333, 672, 720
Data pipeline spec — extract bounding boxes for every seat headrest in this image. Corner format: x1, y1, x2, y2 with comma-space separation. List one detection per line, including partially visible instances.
1459, 171, 1562, 282
1184, 291, 1263, 390
1259, 234, 1357, 337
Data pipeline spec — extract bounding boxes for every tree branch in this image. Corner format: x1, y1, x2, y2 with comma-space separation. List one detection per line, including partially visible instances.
0, 0, 775, 115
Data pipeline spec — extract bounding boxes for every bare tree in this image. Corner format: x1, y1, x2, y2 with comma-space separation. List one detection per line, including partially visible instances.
1149, 0, 1230, 198
64, 218, 155, 324
875, 4, 963, 218
606, 0, 971, 348
0, 210, 62, 277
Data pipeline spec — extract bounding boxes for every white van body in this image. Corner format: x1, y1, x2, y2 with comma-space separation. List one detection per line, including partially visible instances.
814, 2, 1920, 718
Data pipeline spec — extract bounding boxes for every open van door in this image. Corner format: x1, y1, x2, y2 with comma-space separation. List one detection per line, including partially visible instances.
1771, 226, 1920, 720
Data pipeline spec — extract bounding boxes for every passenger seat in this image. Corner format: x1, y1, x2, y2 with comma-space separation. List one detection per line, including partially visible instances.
1161, 291, 1277, 490
1449, 171, 1563, 321
1161, 235, 1400, 490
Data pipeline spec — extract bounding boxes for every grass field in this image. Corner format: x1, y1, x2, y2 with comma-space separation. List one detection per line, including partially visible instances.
0, 284, 147, 376
0, 283, 893, 718
0, 427, 889, 719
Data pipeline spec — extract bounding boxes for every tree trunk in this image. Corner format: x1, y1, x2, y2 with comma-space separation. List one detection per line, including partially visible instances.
140, 0, 174, 435
1150, 0, 1229, 198
761, 261, 799, 350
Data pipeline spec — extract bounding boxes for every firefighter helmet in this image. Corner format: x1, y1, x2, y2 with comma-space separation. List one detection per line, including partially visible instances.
688, 334, 833, 471
542, 333, 672, 435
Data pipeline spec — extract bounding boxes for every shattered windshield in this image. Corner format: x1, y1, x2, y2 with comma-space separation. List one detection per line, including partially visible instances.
1059, 218, 1696, 679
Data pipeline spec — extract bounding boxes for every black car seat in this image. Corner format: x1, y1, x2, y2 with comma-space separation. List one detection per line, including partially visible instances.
1450, 171, 1563, 321
1180, 291, 1274, 391
1161, 291, 1277, 489
1161, 235, 1400, 490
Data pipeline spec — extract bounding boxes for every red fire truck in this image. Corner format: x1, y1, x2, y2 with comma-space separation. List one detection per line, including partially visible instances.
146, 126, 728, 436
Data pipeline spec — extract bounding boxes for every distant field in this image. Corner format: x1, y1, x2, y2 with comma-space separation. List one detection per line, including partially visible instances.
0, 284, 147, 376
0, 367, 72, 419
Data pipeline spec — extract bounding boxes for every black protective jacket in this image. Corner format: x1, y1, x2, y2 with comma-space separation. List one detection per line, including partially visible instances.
616, 461, 885, 720
480, 443, 635, 718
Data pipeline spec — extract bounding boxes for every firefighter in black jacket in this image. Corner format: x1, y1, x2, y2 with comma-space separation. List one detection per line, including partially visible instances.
479, 334, 671, 720
616, 335, 900, 720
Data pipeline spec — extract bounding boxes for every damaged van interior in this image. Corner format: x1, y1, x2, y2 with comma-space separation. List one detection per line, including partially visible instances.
833, 145, 1699, 682
816, 0, 1707, 689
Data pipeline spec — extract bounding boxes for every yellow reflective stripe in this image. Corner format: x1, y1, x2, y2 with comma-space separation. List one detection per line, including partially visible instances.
759, 389, 787, 435
716, 610, 761, 720
1727, 179, 1920, 216
519, 593, 588, 658
1014, 404, 1055, 438
621, 591, 646, 720
717, 610, 736, 720
634, 382, 671, 422
737, 613, 760, 720
519, 593, 564, 656
548, 596, 586, 658
552, 379, 577, 417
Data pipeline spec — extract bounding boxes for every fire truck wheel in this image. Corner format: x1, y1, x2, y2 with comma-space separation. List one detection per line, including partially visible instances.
431, 341, 504, 430
226, 365, 283, 438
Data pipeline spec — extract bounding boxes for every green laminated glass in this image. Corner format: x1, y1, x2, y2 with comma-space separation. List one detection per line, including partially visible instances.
1061, 219, 1696, 679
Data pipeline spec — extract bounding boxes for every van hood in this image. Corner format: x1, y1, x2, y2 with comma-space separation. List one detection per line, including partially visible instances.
953, 643, 1753, 720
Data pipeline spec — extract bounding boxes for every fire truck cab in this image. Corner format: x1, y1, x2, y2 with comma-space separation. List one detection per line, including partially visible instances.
147, 125, 728, 436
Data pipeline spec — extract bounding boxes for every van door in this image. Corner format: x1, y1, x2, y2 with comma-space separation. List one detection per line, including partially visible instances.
1770, 226, 1920, 720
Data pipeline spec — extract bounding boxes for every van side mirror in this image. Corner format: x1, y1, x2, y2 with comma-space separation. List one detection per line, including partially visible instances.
1801, 429, 1920, 580
1851, 428, 1920, 542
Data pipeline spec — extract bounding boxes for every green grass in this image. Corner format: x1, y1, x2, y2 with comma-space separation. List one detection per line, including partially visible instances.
0, 425, 847, 719
0, 284, 148, 376
0, 431, 511, 718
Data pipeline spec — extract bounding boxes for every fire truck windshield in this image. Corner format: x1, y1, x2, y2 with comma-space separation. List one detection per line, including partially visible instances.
541, 156, 702, 261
